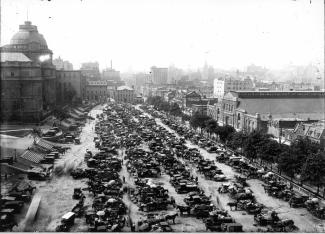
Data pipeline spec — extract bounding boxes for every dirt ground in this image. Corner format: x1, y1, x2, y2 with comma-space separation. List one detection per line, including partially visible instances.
11, 105, 103, 232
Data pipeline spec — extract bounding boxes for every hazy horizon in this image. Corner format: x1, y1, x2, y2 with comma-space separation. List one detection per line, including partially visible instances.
1, 0, 324, 73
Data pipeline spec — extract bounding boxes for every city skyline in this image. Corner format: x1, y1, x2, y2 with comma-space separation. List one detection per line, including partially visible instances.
1, 0, 324, 72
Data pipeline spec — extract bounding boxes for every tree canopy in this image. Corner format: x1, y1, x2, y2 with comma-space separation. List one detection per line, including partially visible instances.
189, 111, 212, 129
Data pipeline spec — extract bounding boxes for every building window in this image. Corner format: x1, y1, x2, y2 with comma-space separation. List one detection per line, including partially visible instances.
11, 72, 14, 77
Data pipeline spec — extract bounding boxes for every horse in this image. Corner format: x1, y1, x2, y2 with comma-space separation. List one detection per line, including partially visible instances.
176, 205, 191, 215
227, 201, 238, 211
165, 213, 178, 224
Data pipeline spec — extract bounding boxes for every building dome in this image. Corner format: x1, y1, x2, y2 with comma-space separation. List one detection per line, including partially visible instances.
10, 21, 48, 48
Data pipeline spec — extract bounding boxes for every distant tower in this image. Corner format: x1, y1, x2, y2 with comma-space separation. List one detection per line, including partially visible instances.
110, 60, 113, 69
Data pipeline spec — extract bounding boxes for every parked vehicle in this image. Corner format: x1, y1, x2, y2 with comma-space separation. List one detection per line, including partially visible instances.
221, 222, 243, 232
0, 156, 14, 165
1, 201, 24, 213
74, 138, 81, 144
55, 212, 76, 232
27, 168, 47, 181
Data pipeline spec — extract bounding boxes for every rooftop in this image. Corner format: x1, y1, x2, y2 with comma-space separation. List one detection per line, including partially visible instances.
117, 86, 134, 91
10, 21, 48, 47
232, 90, 325, 98
237, 97, 325, 121
87, 80, 107, 86
1, 52, 32, 62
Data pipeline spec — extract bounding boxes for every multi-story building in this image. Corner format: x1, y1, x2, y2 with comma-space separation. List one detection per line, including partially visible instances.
254, 80, 280, 91
53, 56, 73, 70
102, 67, 125, 90
192, 104, 208, 116
290, 120, 325, 149
102, 68, 120, 81
213, 76, 254, 98
168, 65, 183, 84
80, 62, 100, 81
208, 91, 325, 135
134, 73, 150, 94
186, 80, 214, 98
1, 21, 56, 122
183, 91, 202, 108
150, 66, 168, 85
111, 86, 135, 103
246, 64, 268, 79
56, 70, 85, 104
85, 80, 108, 102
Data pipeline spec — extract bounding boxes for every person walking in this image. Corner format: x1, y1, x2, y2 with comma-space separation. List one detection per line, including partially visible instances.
131, 222, 135, 232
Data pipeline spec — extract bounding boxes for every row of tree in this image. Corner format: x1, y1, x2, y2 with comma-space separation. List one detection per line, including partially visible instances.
146, 96, 190, 121
146, 99, 325, 192
189, 111, 325, 193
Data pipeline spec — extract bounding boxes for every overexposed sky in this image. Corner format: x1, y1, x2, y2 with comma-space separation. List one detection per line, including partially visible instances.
1, 0, 324, 72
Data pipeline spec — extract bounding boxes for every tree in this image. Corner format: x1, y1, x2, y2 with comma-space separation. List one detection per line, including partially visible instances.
300, 151, 325, 194
289, 138, 321, 174
169, 103, 182, 116
190, 112, 212, 129
146, 96, 164, 107
278, 149, 299, 179
205, 119, 218, 136
156, 101, 170, 112
242, 131, 273, 161
181, 113, 191, 122
216, 125, 235, 143
258, 139, 281, 164
227, 131, 248, 151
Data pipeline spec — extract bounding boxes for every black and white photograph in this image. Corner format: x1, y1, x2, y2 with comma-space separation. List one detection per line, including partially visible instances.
0, 0, 324, 232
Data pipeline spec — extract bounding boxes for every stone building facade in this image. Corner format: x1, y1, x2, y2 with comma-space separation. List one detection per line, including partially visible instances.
208, 91, 325, 134
213, 76, 254, 98
290, 120, 325, 149
53, 56, 73, 70
1, 21, 56, 122
80, 62, 101, 81
56, 70, 85, 104
85, 81, 109, 102
150, 66, 168, 85
111, 86, 135, 103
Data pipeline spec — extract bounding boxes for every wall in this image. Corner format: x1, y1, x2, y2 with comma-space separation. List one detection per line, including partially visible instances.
1, 61, 43, 122
56, 70, 83, 104
86, 85, 108, 102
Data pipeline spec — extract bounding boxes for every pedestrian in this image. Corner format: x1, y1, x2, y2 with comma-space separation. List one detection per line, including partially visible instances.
131, 222, 135, 232
195, 176, 198, 182
126, 216, 129, 227
94, 218, 99, 229
4, 174, 8, 180
123, 176, 126, 183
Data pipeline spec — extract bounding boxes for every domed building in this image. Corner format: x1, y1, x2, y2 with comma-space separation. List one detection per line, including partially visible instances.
1, 21, 56, 122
